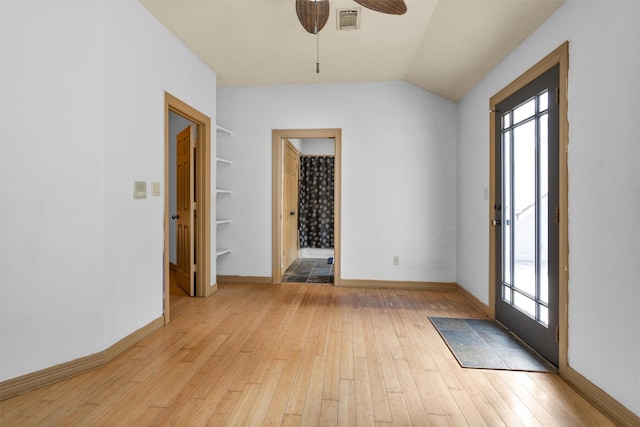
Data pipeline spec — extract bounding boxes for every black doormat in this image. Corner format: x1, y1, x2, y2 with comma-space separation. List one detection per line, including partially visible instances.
429, 317, 557, 373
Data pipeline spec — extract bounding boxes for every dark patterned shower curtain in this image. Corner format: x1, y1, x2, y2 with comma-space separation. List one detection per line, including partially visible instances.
298, 156, 334, 249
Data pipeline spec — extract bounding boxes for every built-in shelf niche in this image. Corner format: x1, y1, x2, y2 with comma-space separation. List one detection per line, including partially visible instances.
216, 124, 232, 259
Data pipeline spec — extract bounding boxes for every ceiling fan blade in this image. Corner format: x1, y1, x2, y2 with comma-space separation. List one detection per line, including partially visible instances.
296, 0, 331, 34
353, 0, 407, 15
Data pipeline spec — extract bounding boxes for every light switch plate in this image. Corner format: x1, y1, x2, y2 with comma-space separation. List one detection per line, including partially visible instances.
151, 182, 161, 196
134, 181, 147, 199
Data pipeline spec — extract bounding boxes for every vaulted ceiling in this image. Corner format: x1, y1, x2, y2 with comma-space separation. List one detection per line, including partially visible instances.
140, 0, 565, 101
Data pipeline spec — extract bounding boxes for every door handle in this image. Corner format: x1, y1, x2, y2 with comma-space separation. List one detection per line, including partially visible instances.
492, 219, 500, 226
290, 211, 296, 216
171, 215, 179, 220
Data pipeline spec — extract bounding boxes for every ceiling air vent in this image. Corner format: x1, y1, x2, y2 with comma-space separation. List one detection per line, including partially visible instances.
337, 8, 361, 30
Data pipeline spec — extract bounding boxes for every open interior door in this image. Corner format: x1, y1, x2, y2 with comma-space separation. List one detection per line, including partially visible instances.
176, 126, 195, 296
283, 139, 300, 273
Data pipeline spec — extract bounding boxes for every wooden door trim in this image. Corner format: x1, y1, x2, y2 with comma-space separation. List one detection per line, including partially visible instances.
272, 129, 342, 286
488, 42, 569, 373
283, 139, 301, 272
164, 93, 213, 324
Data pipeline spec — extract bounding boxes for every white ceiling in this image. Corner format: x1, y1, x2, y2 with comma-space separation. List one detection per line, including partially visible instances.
139, 0, 565, 101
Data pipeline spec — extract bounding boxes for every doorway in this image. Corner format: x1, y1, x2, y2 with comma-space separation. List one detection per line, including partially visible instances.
272, 129, 342, 286
164, 93, 213, 323
489, 43, 569, 370
283, 138, 335, 284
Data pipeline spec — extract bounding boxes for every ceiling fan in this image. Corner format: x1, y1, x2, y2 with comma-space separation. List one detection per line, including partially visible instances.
296, 0, 407, 34
295, 0, 407, 72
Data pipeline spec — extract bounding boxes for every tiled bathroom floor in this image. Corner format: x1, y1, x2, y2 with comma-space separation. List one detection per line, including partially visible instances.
282, 258, 334, 284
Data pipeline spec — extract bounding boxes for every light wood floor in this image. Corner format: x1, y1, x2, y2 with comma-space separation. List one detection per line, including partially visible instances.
0, 280, 614, 426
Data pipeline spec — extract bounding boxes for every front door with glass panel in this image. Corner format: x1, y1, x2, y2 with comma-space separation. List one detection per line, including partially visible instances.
495, 64, 560, 366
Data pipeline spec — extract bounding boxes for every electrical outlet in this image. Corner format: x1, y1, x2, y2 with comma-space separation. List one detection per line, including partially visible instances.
393, 256, 399, 266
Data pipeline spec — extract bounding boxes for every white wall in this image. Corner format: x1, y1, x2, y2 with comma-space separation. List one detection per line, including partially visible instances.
301, 138, 335, 155
217, 81, 457, 282
457, 0, 640, 415
0, 0, 217, 381
288, 138, 303, 152
0, 0, 106, 380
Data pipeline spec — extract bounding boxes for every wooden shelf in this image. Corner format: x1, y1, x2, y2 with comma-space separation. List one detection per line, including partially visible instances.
216, 125, 232, 136
216, 124, 232, 267
216, 248, 231, 257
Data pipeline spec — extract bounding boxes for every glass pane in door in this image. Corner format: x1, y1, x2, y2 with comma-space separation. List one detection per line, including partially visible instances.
500, 89, 552, 326
539, 112, 549, 307
513, 119, 536, 301
501, 127, 512, 287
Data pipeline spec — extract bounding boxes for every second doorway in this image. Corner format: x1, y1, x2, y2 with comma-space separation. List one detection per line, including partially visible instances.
272, 129, 342, 286
282, 138, 335, 284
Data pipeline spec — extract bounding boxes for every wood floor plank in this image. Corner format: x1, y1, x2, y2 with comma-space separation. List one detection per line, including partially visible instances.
514, 372, 614, 427
528, 373, 615, 426
339, 318, 354, 381
243, 359, 286, 425
56, 380, 141, 426
393, 358, 431, 426
387, 392, 412, 426
319, 399, 339, 426
495, 370, 563, 426
373, 326, 402, 393
285, 337, 319, 415
338, 379, 356, 427
224, 383, 262, 426
263, 350, 302, 426
322, 330, 341, 401
281, 413, 302, 427
206, 390, 242, 426
362, 315, 393, 423
449, 387, 490, 426
301, 355, 328, 425
483, 370, 546, 427
354, 357, 375, 426
0, 281, 618, 427
189, 372, 241, 425
192, 350, 251, 401
382, 313, 405, 361
49, 402, 99, 426
468, 369, 526, 426
446, 353, 507, 426
366, 359, 393, 423
352, 311, 367, 358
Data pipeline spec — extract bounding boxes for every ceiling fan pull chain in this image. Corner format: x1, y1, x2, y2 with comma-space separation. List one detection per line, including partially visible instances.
316, 27, 320, 73
315, 0, 320, 73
